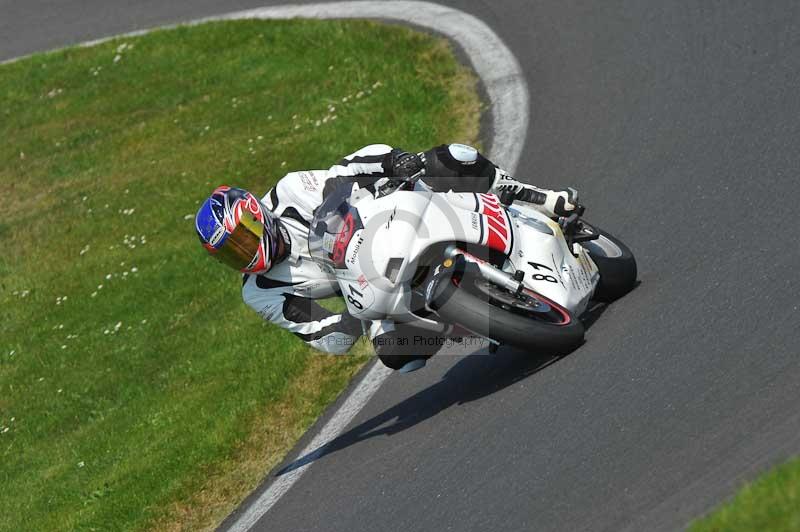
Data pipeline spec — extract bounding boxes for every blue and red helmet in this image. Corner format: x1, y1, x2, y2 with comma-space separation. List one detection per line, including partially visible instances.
195, 185, 284, 274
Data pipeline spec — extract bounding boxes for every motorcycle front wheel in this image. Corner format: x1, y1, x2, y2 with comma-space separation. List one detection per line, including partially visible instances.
578, 222, 637, 302
430, 269, 585, 355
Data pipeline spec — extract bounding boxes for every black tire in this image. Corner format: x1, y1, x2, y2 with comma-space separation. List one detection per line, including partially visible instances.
430, 270, 585, 356
579, 222, 637, 302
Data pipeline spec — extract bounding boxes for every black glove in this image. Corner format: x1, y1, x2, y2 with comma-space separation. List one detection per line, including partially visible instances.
389, 150, 425, 179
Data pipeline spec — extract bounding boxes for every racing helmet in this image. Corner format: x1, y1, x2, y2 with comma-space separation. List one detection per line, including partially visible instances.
195, 185, 286, 274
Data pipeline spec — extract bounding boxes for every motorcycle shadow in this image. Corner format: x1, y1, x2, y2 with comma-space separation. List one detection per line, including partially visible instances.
275, 304, 608, 477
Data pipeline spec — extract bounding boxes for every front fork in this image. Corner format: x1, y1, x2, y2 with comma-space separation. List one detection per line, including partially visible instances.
428, 245, 571, 340
444, 245, 526, 295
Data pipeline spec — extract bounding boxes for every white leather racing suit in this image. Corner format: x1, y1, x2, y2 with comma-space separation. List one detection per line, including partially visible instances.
241, 143, 576, 356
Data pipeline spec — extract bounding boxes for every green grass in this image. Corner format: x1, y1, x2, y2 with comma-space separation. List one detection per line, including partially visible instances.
0, 19, 479, 531
690, 457, 800, 532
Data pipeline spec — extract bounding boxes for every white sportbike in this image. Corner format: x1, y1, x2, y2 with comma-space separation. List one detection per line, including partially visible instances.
309, 178, 636, 362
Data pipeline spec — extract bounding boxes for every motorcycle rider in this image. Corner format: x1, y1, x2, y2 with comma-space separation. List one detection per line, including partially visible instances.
195, 143, 581, 371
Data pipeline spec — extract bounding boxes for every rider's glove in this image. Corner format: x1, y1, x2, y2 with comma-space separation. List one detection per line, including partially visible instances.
389, 150, 425, 179
545, 188, 584, 217
492, 171, 584, 217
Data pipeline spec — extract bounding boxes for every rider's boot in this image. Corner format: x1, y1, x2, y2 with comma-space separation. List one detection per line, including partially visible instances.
369, 321, 442, 372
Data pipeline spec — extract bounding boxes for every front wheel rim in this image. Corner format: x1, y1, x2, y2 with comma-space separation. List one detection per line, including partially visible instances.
470, 279, 571, 325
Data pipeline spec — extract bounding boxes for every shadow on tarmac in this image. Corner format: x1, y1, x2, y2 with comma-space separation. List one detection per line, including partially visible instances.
275, 302, 609, 476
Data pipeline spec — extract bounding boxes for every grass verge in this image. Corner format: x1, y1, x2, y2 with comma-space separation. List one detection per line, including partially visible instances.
690, 456, 800, 532
0, 19, 479, 531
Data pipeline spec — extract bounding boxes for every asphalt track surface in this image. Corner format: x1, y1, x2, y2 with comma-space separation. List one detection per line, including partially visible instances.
5, 2, 800, 531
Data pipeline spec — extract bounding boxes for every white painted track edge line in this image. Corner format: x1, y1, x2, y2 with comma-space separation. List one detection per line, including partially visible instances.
226, 360, 393, 532
220, 5, 528, 531
2, 3, 529, 531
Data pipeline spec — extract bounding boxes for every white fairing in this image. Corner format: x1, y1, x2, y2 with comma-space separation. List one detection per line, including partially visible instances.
329, 187, 599, 320
503, 204, 599, 315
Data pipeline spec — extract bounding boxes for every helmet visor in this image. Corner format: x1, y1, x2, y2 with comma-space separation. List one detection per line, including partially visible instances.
214, 210, 268, 271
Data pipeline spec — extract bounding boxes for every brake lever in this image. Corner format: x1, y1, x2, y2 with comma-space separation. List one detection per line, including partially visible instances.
383, 168, 425, 194
559, 213, 580, 233
404, 168, 425, 189
559, 213, 581, 257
